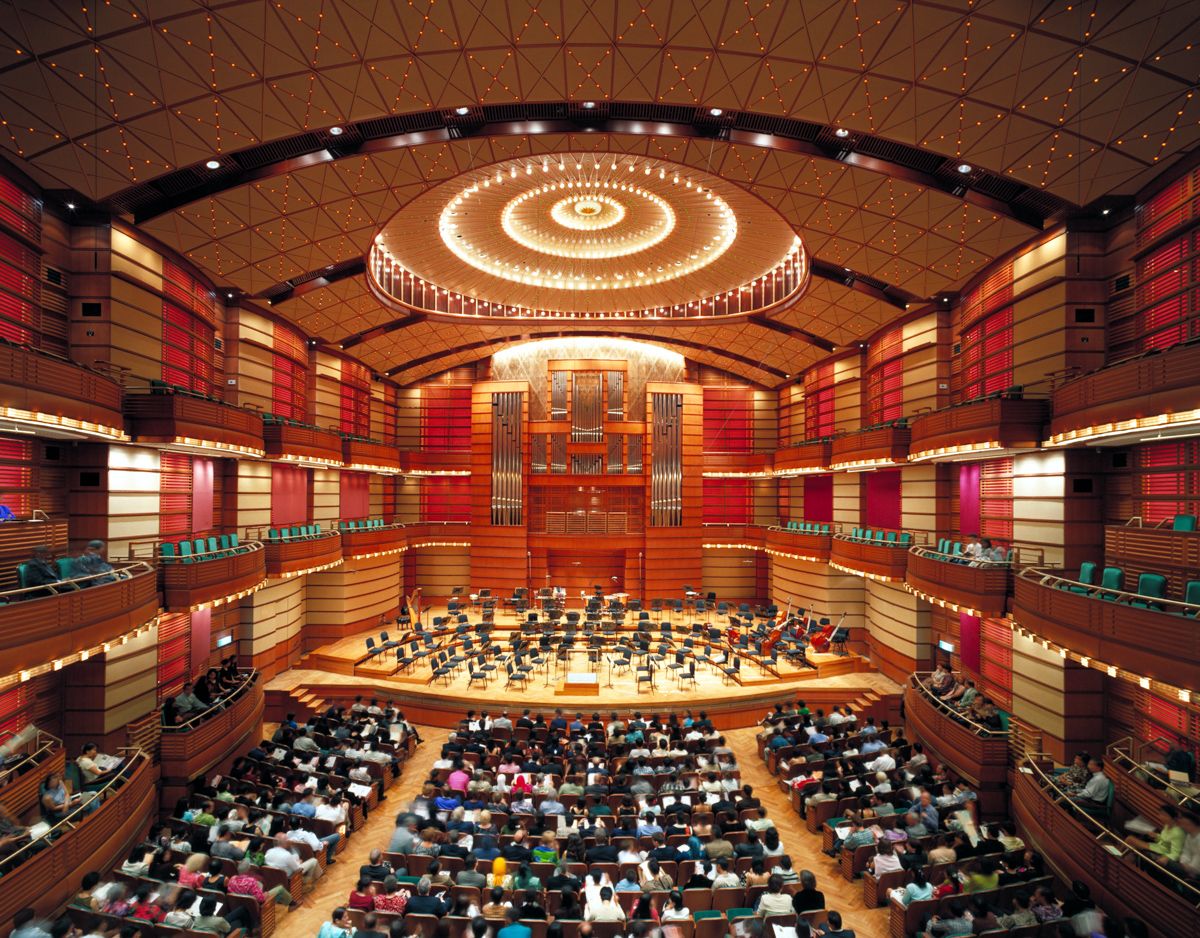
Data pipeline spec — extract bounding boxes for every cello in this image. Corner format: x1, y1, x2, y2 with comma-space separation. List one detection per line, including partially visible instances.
809, 612, 844, 653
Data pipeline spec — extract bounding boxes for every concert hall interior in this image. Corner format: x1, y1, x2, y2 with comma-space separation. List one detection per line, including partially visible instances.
0, 3, 1198, 937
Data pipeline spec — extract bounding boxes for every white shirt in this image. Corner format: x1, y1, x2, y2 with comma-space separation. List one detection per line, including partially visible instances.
316, 803, 347, 824
287, 828, 321, 851
867, 753, 896, 772
264, 845, 302, 874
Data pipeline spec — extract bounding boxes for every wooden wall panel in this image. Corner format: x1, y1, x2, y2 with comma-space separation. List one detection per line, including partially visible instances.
62, 625, 158, 752
224, 305, 277, 412
1010, 632, 1105, 762
313, 468, 339, 528
236, 460, 272, 535
832, 474, 859, 529
106, 445, 161, 558
899, 464, 938, 539
899, 311, 949, 418
239, 577, 304, 679
311, 351, 344, 431
701, 547, 760, 604
769, 554, 865, 642
304, 553, 402, 647
831, 356, 863, 434
413, 546, 470, 598
865, 580, 931, 683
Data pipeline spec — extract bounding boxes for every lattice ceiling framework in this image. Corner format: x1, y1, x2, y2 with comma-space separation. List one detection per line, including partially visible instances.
0, 1, 1195, 386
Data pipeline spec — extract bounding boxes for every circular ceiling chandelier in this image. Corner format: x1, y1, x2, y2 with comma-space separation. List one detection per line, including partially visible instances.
368, 152, 807, 321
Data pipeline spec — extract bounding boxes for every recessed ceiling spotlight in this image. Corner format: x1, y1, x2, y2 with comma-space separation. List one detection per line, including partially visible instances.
205, 159, 221, 170
1101, 208, 1111, 215
956, 162, 972, 174
455, 107, 470, 115
66, 202, 76, 210
834, 128, 850, 138
329, 125, 344, 136
709, 108, 723, 116
226, 292, 234, 299
582, 101, 596, 109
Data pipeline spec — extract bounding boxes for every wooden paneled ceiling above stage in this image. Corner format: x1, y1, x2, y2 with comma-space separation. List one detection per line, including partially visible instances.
1, 1, 1196, 386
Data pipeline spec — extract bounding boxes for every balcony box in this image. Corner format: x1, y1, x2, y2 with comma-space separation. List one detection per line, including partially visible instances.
830, 536, 909, 580
398, 451, 471, 475
0, 563, 160, 676
342, 437, 402, 473
1048, 341, 1200, 447
160, 543, 267, 611
124, 387, 264, 457
773, 438, 832, 475
1012, 569, 1200, 689
905, 548, 1011, 617
765, 525, 832, 563
1103, 523, 1200, 598
0, 341, 126, 441
340, 522, 405, 558
829, 422, 910, 471
264, 530, 343, 578
160, 674, 263, 786
262, 419, 344, 467
908, 397, 1048, 462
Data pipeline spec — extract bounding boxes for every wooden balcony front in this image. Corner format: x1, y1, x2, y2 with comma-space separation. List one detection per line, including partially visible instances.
0, 340, 126, 440
905, 548, 1011, 617
830, 536, 909, 580
1012, 569, 1200, 689
341, 523, 406, 558
773, 438, 832, 474
1012, 758, 1198, 938
1104, 524, 1200, 598
765, 526, 832, 562
342, 437, 402, 472
905, 677, 1008, 815
264, 531, 343, 578
262, 420, 344, 466
160, 543, 267, 611
0, 731, 64, 818
398, 451, 471, 474
1048, 340, 1200, 446
124, 389, 265, 456
0, 563, 160, 677
829, 423, 910, 470
160, 674, 263, 786
0, 749, 155, 929
908, 397, 1048, 461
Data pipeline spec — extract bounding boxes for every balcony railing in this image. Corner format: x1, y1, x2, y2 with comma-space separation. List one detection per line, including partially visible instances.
156, 540, 267, 611
905, 546, 1013, 617
124, 385, 265, 457
1104, 740, 1200, 821
908, 395, 1048, 462
829, 421, 910, 471
262, 417, 344, 467
772, 438, 833, 474
262, 528, 344, 578
161, 671, 263, 785
1012, 566, 1200, 690
0, 562, 160, 678
830, 530, 912, 580
0, 339, 127, 441
342, 436, 402, 473
764, 524, 833, 562
0, 748, 155, 927
1012, 754, 1199, 936
340, 521, 406, 558
0, 727, 63, 817
1104, 521, 1200, 599
1047, 339, 1200, 447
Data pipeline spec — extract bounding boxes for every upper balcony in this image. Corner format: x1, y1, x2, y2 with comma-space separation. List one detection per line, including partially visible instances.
398, 451, 472, 476
160, 670, 263, 786
262, 525, 343, 578
908, 393, 1048, 463
830, 528, 912, 581
0, 561, 160, 677
342, 436, 402, 473
1012, 566, 1200, 690
0, 748, 155, 928
1104, 517, 1200, 599
773, 438, 833, 475
0, 728, 64, 819
339, 519, 406, 558
765, 522, 833, 562
1012, 755, 1199, 938
905, 545, 1015, 618
1103, 740, 1200, 823
124, 383, 265, 457
905, 675, 1009, 813
153, 534, 267, 611
0, 340, 127, 442
262, 415, 344, 467
1047, 339, 1200, 448
829, 420, 910, 471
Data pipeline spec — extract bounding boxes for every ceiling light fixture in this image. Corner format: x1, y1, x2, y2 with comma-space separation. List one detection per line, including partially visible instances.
709, 108, 723, 116
834, 128, 850, 138
205, 159, 221, 170
1101, 208, 1111, 215
66, 202, 75, 210
956, 162, 972, 174
455, 107, 470, 115
329, 125, 344, 136
582, 101, 596, 109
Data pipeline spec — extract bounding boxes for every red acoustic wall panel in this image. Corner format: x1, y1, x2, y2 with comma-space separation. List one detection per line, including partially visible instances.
270, 464, 308, 527
340, 471, 370, 519
803, 474, 833, 523
863, 468, 902, 530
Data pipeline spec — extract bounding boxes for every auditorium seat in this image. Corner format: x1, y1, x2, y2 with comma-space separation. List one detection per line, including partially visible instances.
1171, 513, 1197, 531
1098, 566, 1124, 600
1130, 572, 1167, 609
1067, 561, 1097, 593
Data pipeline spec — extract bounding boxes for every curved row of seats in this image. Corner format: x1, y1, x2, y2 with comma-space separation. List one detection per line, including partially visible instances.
845, 528, 912, 546
160, 533, 250, 562
265, 524, 325, 542
932, 539, 1014, 563
782, 521, 832, 535
338, 519, 390, 531
1065, 562, 1199, 611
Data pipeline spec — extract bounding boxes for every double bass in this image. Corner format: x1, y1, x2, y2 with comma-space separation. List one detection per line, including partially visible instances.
809, 612, 844, 653
761, 600, 792, 656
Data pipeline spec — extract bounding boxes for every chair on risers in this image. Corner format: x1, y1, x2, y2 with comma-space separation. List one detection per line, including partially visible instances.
1130, 572, 1167, 610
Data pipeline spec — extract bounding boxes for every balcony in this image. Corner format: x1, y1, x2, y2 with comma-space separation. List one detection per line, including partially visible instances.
765, 523, 832, 562
1104, 521, 1200, 598
830, 529, 912, 581
398, 451, 471, 475
157, 538, 266, 611
908, 395, 1048, 462
262, 417, 344, 467
905, 675, 1009, 815
773, 438, 832, 475
1048, 340, 1200, 447
161, 672, 263, 788
1012, 567, 1200, 690
342, 436, 402, 473
905, 547, 1012, 617
1103, 741, 1200, 822
263, 527, 343, 578
0, 340, 127, 441
0, 562, 160, 677
340, 520, 406, 558
1012, 756, 1199, 937
0, 749, 155, 927
0, 728, 64, 818
124, 385, 265, 457
829, 421, 910, 471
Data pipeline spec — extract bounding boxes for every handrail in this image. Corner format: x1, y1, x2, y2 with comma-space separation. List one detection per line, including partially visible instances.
252, 526, 341, 542
909, 545, 1015, 567
156, 541, 263, 564
833, 531, 915, 548
1019, 753, 1200, 904
0, 728, 61, 786
5, 747, 147, 868
124, 532, 259, 561
1019, 565, 1200, 617
161, 670, 259, 731
910, 673, 1008, 737
766, 523, 836, 533
0, 560, 153, 601
1104, 742, 1200, 811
